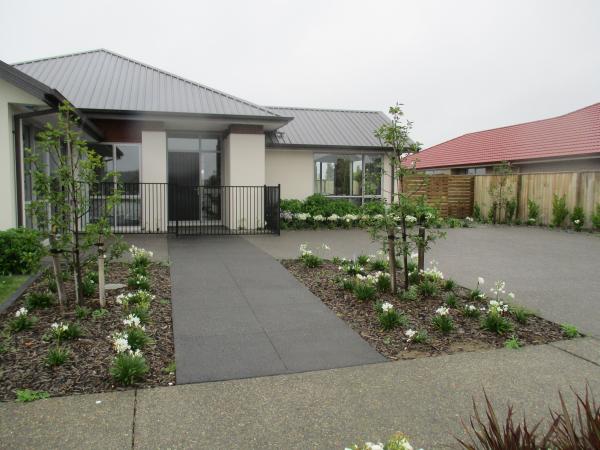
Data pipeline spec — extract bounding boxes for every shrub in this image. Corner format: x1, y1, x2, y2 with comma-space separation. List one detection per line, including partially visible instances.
129, 265, 148, 278
488, 202, 497, 223
376, 302, 405, 331
375, 273, 391, 292
417, 278, 438, 297
46, 346, 70, 366
561, 323, 580, 338
127, 274, 150, 290
504, 335, 521, 349
412, 330, 428, 344
348, 432, 416, 450
280, 198, 304, 213
9, 307, 35, 331
15, 389, 50, 402
399, 285, 419, 302
445, 293, 458, 308
301, 253, 322, 268
443, 278, 456, 291
432, 306, 453, 333
457, 391, 552, 450
482, 311, 513, 334
0, 228, 45, 275
592, 204, 600, 230
339, 277, 354, 291
130, 304, 150, 324
82, 276, 96, 298
25, 291, 55, 309
49, 322, 82, 342
552, 194, 569, 228
369, 258, 388, 271
91, 308, 108, 320
550, 387, 600, 449
75, 305, 92, 319
110, 352, 148, 385
470, 277, 486, 301
571, 206, 585, 231
303, 194, 359, 217
126, 327, 150, 351
505, 198, 517, 223
527, 199, 540, 225
473, 203, 482, 222
353, 281, 376, 301
462, 304, 481, 318
116, 290, 155, 309
511, 306, 531, 324
129, 245, 153, 268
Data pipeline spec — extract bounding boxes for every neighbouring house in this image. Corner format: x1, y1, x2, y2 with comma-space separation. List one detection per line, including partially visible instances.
0, 49, 392, 233
407, 103, 600, 175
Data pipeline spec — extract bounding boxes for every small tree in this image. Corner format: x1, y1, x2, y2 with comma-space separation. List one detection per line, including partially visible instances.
488, 161, 515, 224
370, 104, 444, 293
27, 102, 120, 306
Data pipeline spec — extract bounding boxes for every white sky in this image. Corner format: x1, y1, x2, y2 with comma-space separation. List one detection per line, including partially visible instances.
1, 0, 598, 147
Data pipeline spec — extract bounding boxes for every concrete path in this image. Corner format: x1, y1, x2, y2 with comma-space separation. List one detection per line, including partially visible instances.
2, 338, 599, 450
246, 226, 600, 337
168, 236, 384, 384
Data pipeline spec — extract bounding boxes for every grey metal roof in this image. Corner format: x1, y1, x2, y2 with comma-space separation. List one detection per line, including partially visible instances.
13, 49, 279, 118
265, 106, 390, 148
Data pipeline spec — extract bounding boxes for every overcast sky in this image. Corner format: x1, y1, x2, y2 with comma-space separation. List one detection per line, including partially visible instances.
1, 0, 598, 147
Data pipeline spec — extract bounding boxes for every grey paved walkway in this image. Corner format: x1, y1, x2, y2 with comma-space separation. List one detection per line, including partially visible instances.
246, 226, 600, 337
2, 338, 599, 449
168, 236, 384, 384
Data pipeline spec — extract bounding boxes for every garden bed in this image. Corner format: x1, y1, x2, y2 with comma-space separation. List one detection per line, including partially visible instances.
282, 259, 569, 360
0, 262, 174, 401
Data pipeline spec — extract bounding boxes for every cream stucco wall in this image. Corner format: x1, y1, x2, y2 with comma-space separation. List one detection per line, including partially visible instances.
265, 149, 313, 199
0, 78, 46, 230
141, 131, 167, 231
222, 132, 266, 229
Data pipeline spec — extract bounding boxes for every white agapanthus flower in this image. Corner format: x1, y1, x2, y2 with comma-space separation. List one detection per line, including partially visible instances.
574, 219, 581, 224
405, 215, 417, 223
381, 302, 394, 313
281, 211, 293, 221
15, 307, 28, 317
51, 322, 68, 332
436, 306, 450, 316
489, 299, 509, 314
373, 214, 384, 220
478, 277, 485, 285
365, 442, 384, 450
313, 214, 325, 222
327, 214, 339, 222
112, 332, 131, 353
508, 292, 515, 299
466, 305, 477, 312
465, 216, 474, 222
405, 329, 417, 340
129, 245, 153, 259
295, 212, 310, 221
123, 314, 144, 329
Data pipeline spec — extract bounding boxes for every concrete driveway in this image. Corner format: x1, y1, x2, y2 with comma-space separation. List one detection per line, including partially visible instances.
246, 226, 600, 337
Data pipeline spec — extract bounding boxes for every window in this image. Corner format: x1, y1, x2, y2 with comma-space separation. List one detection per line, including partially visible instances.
314, 153, 383, 203
89, 143, 141, 228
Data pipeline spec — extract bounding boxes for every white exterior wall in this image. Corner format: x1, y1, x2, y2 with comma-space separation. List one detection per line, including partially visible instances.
265, 149, 313, 199
0, 79, 45, 230
222, 132, 266, 229
141, 131, 167, 231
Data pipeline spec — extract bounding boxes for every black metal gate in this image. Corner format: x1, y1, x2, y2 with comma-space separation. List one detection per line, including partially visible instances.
84, 183, 280, 236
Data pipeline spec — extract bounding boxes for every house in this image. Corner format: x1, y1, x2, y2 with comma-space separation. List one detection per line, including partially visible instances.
407, 103, 600, 174
0, 49, 391, 232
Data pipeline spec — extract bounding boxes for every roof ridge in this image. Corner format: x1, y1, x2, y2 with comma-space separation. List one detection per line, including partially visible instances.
421, 101, 600, 152
266, 105, 385, 114
13, 49, 279, 117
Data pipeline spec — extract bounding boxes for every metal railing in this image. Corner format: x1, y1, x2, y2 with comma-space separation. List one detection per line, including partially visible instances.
83, 183, 280, 236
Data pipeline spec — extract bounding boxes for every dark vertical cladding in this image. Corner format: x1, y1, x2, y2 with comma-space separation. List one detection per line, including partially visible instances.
81, 182, 279, 236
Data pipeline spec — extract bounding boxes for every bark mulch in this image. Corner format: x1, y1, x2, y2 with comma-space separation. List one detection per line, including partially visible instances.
282, 259, 568, 360
0, 262, 174, 401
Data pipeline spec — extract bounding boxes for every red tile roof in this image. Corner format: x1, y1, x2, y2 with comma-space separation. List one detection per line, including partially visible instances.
407, 102, 600, 169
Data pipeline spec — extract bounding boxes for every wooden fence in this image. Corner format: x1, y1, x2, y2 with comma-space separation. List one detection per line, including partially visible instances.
404, 175, 474, 218
473, 171, 600, 227
404, 171, 600, 227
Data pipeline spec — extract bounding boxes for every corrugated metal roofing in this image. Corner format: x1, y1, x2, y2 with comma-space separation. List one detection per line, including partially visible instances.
265, 106, 389, 148
13, 49, 279, 117
406, 103, 600, 168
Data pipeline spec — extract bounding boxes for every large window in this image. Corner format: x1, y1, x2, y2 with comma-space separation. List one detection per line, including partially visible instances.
314, 153, 383, 203
89, 143, 141, 227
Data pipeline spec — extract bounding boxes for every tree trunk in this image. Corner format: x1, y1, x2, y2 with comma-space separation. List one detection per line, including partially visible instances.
49, 235, 66, 308
387, 229, 397, 294
65, 121, 83, 305
417, 226, 425, 273
98, 243, 106, 308
401, 217, 409, 290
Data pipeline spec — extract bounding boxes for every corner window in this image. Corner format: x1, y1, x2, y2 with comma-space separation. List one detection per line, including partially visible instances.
314, 153, 383, 203
89, 143, 141, 228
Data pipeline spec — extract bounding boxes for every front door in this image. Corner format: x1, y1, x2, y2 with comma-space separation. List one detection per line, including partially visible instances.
167, 136, 221, 223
